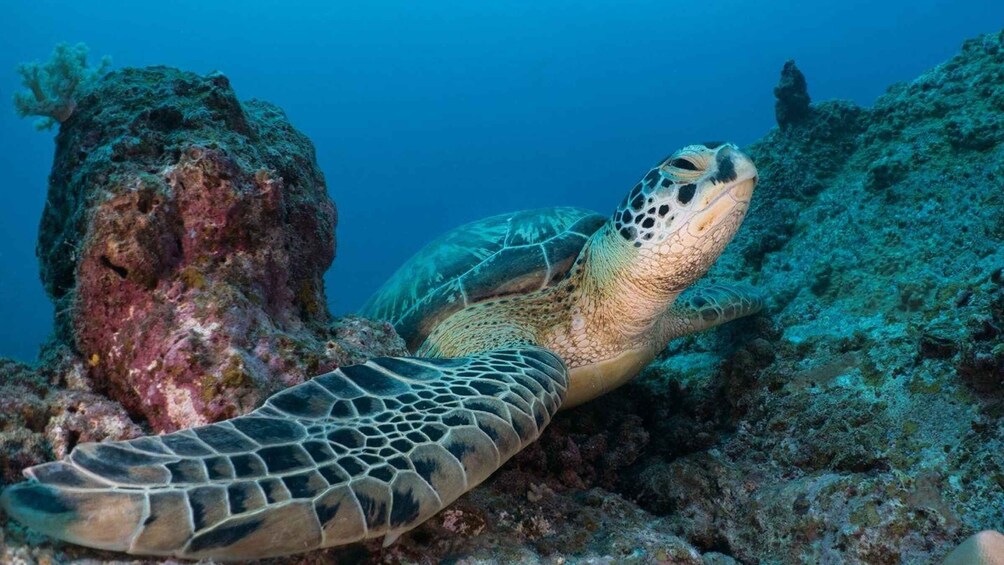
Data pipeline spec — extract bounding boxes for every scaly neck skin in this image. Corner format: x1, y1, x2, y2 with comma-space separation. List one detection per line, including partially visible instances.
540, 222, 697, 368
577, 224, 680, 338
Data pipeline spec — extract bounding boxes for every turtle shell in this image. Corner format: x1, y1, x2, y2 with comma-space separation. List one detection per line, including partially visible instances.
360, 206, 606, 351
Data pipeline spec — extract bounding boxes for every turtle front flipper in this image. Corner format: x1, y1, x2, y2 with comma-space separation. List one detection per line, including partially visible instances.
662, 282, 765, 340
1, 347, 567, 560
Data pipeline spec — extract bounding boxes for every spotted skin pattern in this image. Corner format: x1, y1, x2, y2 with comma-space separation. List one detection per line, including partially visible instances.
613, 144, 741, 248
1, 349, 567, 559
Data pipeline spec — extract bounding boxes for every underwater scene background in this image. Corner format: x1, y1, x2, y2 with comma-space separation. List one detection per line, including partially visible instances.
2, 1, 1004, 564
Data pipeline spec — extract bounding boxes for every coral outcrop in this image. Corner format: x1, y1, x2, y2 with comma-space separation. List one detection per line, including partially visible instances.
32, 67, 411, 432
774, 59, 812, 129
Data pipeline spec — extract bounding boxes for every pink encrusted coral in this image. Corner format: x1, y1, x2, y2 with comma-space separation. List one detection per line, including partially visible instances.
13, 42, 110, 130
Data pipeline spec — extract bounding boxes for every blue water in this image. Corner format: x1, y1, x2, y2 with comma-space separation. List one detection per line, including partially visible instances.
2, 0, 1002, 362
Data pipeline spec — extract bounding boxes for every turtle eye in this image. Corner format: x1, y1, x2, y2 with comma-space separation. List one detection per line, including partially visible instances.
669, 158, 698, 171
661, 146, 713, 180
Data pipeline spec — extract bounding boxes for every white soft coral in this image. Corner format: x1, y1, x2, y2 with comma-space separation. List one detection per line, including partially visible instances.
13, 42, 110, 130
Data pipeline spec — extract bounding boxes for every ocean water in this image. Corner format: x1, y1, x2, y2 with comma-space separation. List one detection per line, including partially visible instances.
1, 0, 1002, 364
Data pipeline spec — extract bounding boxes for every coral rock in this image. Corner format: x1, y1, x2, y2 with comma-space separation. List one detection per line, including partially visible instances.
0, 347, 140, 485
33, 67, 405, 431
774, 59, 812, 129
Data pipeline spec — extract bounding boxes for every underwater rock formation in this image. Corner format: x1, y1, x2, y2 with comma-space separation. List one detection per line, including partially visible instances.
774, 59, 812, 129
0, 347, 140, 485
1, 67, 409, 563
612, 29, 1004, 563
31, 67, 411, 432
4, 30, 1004, 565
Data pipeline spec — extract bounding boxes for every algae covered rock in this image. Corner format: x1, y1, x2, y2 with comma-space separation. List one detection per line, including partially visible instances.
33, 67, 408, 432
615, 29, 1004, 564
0, 67, 409, 563
0, 346, 140, 485
774, 59, 812, 129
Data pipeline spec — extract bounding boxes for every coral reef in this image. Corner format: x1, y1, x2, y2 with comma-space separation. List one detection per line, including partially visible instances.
612, 29, 1004, 563
4, 30, 1004, 565
33, 67, 412, 432
0, 347, 140, 485
13, 42, 110, 130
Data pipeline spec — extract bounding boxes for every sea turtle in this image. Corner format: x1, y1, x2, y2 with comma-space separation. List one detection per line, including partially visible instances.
1, 142, 762, 559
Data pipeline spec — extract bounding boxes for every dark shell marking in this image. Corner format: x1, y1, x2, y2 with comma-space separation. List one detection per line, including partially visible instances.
2, 347, 568, 560
360, 207, 605, 351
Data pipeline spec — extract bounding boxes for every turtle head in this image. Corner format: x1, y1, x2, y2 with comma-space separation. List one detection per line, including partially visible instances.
611, 142, 757, 292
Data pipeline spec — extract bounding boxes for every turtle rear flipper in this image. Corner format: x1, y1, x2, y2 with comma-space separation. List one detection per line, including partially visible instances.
1, 347, 567, 560
663, 282, 765, 340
